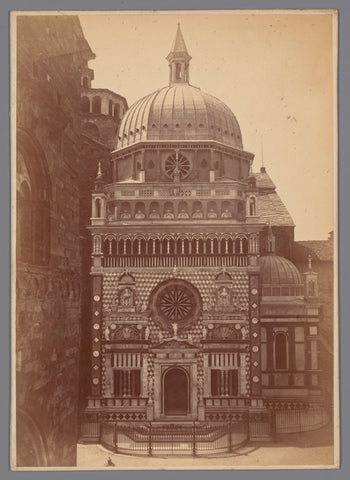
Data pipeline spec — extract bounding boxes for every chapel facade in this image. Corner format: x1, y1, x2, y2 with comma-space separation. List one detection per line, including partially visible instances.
80, 25, 328, 452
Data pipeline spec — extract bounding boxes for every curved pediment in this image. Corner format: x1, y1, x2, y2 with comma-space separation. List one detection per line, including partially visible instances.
152, 338, 197, 350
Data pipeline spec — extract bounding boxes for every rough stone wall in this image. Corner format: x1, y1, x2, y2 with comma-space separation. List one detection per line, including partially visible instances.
16, 15, 94, 466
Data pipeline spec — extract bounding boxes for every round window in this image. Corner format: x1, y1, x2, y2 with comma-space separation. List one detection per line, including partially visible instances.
149, 279, 201, 331
163, 153, 192, 180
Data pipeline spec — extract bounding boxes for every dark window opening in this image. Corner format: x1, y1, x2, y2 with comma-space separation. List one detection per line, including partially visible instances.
175, 63, 182, 79
275, 333, 288, 370
113, 370, 141, 396
211, 369, 238, 396
92, 96, 101, 114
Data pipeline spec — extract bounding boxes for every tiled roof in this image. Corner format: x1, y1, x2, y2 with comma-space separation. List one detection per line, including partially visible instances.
254, 171, 276, 190
295, 240, 333, 262
256, 192, 295, 227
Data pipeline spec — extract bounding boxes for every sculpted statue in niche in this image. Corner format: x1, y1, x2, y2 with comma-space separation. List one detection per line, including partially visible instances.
163, 209, 174, 219
135, 210, 145, 219
178, 208, 189, 219
149, 209, 160, 219
144, 325, 150, 340
120, 287, 133, 308
104, 326, 110, 340
171, 322, 178, 337
218, 287, 230, 307
221, 208, 232, 218
192, 209, 203, 219
207, 208, 217, 218
121, 210, 131, 219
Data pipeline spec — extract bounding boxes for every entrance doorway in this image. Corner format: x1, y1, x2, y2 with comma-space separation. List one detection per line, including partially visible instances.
163, 368, 188, 416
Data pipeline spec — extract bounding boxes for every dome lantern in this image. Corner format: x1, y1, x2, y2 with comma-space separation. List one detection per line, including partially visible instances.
166, 23, 192, 85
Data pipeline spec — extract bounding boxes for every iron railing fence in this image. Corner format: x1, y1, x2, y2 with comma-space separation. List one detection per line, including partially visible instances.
100, 420, 249, 456
273, 408, 329, 434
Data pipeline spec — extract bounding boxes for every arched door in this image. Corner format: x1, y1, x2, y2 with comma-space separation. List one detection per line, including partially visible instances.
163, 368, 188, 416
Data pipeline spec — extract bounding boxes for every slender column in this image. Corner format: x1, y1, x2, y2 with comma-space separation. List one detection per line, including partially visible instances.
196, 239, 199, 254
113, 160, 117, 182
128, 371, 131, 396
138, 239, 141, 255
210, 239, 214, 254
132, 153, 136, 180
181, 239, 185, 254
123, 371, 127, 396
210, 149, 214, 169
224, 371, 229, 396
228, 371, 232, 395
220, 370, 225, 396
109, 239, 112, 255
152, 239, 156, 255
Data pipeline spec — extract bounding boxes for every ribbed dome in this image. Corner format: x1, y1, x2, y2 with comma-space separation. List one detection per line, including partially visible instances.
259, 255, 303, 285
116, 84, 243, 150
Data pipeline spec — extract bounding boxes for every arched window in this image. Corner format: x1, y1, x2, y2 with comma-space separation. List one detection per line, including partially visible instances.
103, 238, 110, 256
275, 333, 288, 370
114, 103, 120, 119
249, 197, 256, 216
95, 198, 101, 218
92, 96, 101, 114
81, 96, 90, 113
82, 76, 89, 88
16, 130, 51, 266
176, 63, 182, 79
242, 237, 248, 254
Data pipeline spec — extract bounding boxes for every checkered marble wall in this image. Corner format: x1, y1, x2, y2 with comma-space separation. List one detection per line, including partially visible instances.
102, 268, 250, 314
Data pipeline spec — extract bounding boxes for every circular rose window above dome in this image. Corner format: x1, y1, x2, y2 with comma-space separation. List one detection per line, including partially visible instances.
149, 279, 202, 331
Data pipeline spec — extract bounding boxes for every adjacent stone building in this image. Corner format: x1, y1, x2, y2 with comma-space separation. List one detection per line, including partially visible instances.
15, 15, 95, 467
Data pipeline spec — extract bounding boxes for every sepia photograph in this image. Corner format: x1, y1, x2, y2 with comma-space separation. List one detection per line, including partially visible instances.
11, 9, 338, 470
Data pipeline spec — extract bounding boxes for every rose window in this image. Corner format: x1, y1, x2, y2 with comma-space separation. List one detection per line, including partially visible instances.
150, 279, 201, 330
163, 153, 191, 180
158, 286, 193, 322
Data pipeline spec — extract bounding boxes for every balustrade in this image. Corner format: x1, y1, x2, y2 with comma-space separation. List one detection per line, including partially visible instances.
204, 396, 251, 408
87, 397, 148, 408
103, 254, 248, 268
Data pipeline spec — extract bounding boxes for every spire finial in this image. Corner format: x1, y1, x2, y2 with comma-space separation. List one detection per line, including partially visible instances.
166, 24, 192, 85
308, 254, 312, 271
267, 222, 276, 253
96, 160, 102, 179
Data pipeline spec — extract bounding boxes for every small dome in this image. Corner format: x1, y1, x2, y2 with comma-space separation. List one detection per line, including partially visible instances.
259, 254, 303, 286
116, 84, 242, 150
